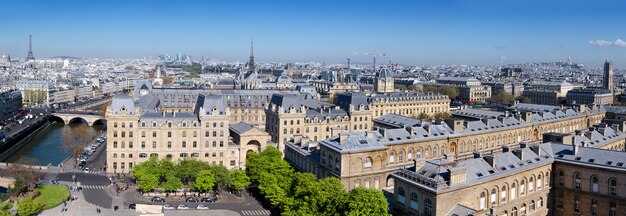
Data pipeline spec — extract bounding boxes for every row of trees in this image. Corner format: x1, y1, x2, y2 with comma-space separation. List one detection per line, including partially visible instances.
247, 147, 389, 216
131, 157, 250, 194
423, 85, 460, 99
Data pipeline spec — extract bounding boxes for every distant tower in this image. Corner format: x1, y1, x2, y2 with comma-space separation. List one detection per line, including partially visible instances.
604, 60, 614, 92
26, 34, 34, 61
374, 68, 394, 93
247, 39, 255, 76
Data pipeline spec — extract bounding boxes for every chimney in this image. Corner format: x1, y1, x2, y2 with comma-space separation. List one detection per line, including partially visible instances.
612, 124, 620, 132
573, 143, 579, 155
530, 144, 541, 156
365, 131, 376, 138
473, 151, 482, 159
519, 142, 528, 149
338, 132, 349, 144
484, 154, 496, 168
445, 119, 465, 132
504, 111, 509, 118
513, 149, 524, 160
502, 146, 511, 153
449, 167, 467, 185
521, 111, 533, 122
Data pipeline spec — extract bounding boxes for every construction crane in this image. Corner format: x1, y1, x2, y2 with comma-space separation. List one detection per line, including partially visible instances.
352, 51, 387, 71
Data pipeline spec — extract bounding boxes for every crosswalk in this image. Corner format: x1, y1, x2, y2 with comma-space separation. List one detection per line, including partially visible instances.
81, 185, 108, 189
241, 210, 271, 215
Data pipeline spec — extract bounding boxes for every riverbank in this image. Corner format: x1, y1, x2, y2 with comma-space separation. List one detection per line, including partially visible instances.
0, 118, 51, 162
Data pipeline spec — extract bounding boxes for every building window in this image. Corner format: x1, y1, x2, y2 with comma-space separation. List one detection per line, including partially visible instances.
424, 199, 432, 216
480, 192, 486, 209
609, 202, 616, 216
559, 171, 564, 186
129, 142, 133, 148
410, 193, 418, 210
520, 204, 526, 215
113, 141, 118, 148
530, 200, 535, 211
520, 180, 526, 196
511, 207, 517, 216
591, 176, 599, 192
152, 131, 157, 137
113, 153, 117, 158
182, 141, 186, 148
141, 141, 145, 148
574, 196, 580, 212
220, 141, 224, 147
141, 131, 145, 137
363, 157, 372, 169
501, 186, 507, 202
397, 187, 406, 205
574, 173, 581, 189
139, 153, 147, 158
591, 199, 598, 216
537, 175, 543, 190
490, 189, 496, 206
152, 141, 157, 148
389, 151, 395, 164
510, 183, 517, 200
529, 177, 534, 193
167, 141, 171, 148
168, 131, 172, 138
539, 197, 543, 207
609, 178, 618, 195
193, 141, 197, 148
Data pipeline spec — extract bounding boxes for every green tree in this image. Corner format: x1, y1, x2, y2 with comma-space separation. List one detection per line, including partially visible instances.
342, 187, 389, 216
17, 198, 43, 216
424, 85, 459, 99
418, 113, 430, 120
175, 158, 210, 184
131, 156, 160, 181
246, 147, 293, 184
521, 96, 532, 103
160, 174, 183, 193
195, 170, 216, 194
433, 112, 452, 120
210, 165, 231, 190
8, 177, 27, 197
229, 169, 250, 191
490, 90, 515, 105
137, 174, 159, 193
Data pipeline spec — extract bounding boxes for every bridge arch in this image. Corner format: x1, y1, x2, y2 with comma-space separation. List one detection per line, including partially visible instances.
48, 115, 65, 124
68, 117, 89, 125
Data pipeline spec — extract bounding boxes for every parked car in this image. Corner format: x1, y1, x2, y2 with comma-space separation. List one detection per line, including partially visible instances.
128, 203, 136, 209
196, 205, 209, 210
201, 197, 216, 203
185, 197, 198, 202
84, 168, 90, 173
151, 197, 165, 202
162, 205, 174, 210
176, 205, 189, 210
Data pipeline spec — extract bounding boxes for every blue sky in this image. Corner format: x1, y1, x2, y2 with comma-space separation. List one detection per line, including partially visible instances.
1, 0, 626, 67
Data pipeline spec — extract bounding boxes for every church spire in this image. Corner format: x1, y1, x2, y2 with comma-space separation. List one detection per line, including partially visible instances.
247, 39, 256, 76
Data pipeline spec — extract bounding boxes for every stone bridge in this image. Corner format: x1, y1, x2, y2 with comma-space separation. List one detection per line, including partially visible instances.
50, 111, 107, 126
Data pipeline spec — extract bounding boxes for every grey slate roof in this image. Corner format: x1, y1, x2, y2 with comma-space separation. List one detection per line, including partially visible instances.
230, 122, 255, 135
110, 94, 135, 115
336, 92, 369, 111
376, 68, 393, 79
447, 204, 476, 216
319, 131, 388, 153
453, 108, 503, 120
199, 95, 228, 115
551, 143, 626, 171
374, 114, 422, 128
305, 108, 348, 119
269, 94, 303, 112
136, 94, 160, 111
141, 112, 197, 125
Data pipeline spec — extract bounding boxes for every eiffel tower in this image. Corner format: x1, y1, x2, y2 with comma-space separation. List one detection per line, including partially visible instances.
26, 34, 34, 61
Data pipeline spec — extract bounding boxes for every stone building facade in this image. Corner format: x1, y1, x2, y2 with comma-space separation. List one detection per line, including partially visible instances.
106, 94, 271, 174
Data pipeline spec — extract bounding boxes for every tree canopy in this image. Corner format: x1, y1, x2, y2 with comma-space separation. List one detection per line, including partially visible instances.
229, 169, 250, 191
490, 90, 515, 105
423, 85, 459, 99
195, 170, 216, 193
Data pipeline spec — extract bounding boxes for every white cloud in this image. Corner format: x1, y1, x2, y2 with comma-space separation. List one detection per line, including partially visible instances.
589, 39, 626, 47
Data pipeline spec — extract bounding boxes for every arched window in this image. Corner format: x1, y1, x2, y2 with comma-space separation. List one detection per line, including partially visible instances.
408, 149, 414, 160
520, 180, 526, 196
480, 192, 486, 209
363, 157, 372, 169
538, 197, 543, 207
529, 177, 534, 193
150, 153, 158, 158
139, 153, 147, 158
574, 173, 581, 189
530, 200, 535, 211
591, 199, 598, 216
180, 153, 188, 158
397, 187, 405, 205
609, 178, 618, 195
574, 196, 580, 212
510, 183, 517, 200
520, 204, 526, 215
389, 151, 395, 164
610, 202, 616, 216
490, 189, 497, 206
591, 176, 599, 192
398, 150, 404, 162
424, 199, 433, 216
500, 186, 507, 202
537, 175, 543, 191
559, 171, 564, 186
511, 207, 518, 216
502, 210, 508, 216
410, 193, 418, 210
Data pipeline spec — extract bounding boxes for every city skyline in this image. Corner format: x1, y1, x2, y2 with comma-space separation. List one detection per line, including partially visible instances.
1, 0, 626, 67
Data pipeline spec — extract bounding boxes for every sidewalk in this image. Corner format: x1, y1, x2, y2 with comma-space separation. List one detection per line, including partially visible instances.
39, 182, 134, 216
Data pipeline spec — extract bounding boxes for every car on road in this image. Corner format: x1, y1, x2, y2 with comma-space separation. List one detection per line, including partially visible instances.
84, 168, 89, 173
162, 205, 174, 210
196, 205, 209, 210
201, 197, 216, 203
185, 197, 198, 202
128, 203, 136, 209
151, 197, 165, 202
176, 205, 189, 210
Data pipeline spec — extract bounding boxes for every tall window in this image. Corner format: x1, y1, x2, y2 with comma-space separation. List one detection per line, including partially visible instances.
397, 188, 405, 205
609, 178, 618, 195
537, 175, 543, 190
591, 176, 599, 192
530, 200, 535, 211
574, 173, 581, 189
424, 199, 432, 216
510, 183, 517, 200
520, 204, 526, 215
511, 207, 517, 216
490, 189, 497, 206
574, 196, 580, 212
539, 197, 543, 207
591, 200, 598, 216
520, 180, 526, 196
389, 151, 395, 164
529, 177, 534, 193
559, 171, 564, 186
609, 202, 616, 216
363, 157, 372, 169
480, 192, 486, 209
410, 193, 418, 210
501, 186, 507, 202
